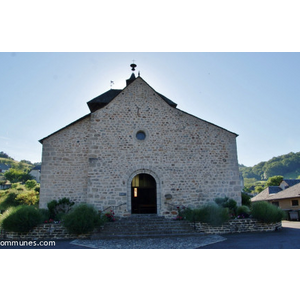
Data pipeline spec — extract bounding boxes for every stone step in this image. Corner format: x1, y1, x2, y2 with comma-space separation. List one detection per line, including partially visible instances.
91, 232, 204, 239
97, 228, 194, 235
101, 224, 194, 232
90, 214, 200, 239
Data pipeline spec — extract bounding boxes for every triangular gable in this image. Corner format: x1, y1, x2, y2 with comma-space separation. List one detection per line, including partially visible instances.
87, 75, 177, 113
39, 74, 238, 144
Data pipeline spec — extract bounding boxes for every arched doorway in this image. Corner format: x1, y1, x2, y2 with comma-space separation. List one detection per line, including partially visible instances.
131, 173, 157, 214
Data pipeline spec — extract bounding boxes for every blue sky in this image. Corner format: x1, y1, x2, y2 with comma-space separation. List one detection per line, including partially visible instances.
1, 52, 300, 167
1, 0, 300, 293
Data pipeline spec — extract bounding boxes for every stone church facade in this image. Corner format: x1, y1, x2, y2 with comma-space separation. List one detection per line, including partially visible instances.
39, 69, 241, 217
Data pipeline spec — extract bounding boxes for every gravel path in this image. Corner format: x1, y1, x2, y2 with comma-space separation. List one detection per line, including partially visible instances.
70, 234, 226, 249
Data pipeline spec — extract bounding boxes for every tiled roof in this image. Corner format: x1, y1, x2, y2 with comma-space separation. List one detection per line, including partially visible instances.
86, 76, 177, 113
252, 186, 282, 202
155, 92, 177, 108
270, 182, 300, 200
87, 89, 123, 112
251, 188, 271, 201
281, 179, 300, 188
268, 186, 282, 194
31, 165, 41, 171
252, 182, 300, 202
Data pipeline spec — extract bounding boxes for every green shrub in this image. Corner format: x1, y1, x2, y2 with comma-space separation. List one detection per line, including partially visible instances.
39, 208, 50, 222
251, 201, 285, 223
0, 182, 41, 211
237, 205, 251, 216
181, 207, 198, 222
1, 205, 43, 233
47, 200, 58, 219
223, 200, 237, 217
0, 190, 19, 211
241, 192, 251, 207
197, 203, 230, 226
15, 190, 39, 205
214, 197, 229, 206
215, 197, 237, 217
16, 186, 26, 191
62, 203, 105, 235
47, 198, 75, 220
182, 203, 230, 226
4, 168, 33, 183
25, 179, 37, 190
0, 206, 13, 226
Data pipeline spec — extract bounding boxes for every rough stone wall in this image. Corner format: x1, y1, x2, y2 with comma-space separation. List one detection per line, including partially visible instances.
86, 77, 241, 216
0, 220, 281, 241
191, 219, 282, 234
0, 224, 91, 240
39, 77, 241, 215
39, 116, 91, 208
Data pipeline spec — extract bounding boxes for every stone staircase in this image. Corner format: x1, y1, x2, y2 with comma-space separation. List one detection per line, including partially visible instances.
90, 214, 201, 239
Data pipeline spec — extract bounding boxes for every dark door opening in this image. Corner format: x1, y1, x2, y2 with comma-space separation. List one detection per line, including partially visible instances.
131, 173, 157, 214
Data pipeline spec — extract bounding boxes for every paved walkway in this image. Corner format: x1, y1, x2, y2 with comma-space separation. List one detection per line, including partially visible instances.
70, 221, 300, 249
199, 221, 300, 249
70, 234, 226, 249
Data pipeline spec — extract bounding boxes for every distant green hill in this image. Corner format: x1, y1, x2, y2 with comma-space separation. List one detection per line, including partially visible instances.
0, 154, 34, 173
240, 152, 300, 180
0, 157, 33, 172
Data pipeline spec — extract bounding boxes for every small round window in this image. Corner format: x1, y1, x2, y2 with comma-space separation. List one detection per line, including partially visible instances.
136, 131, 146, 140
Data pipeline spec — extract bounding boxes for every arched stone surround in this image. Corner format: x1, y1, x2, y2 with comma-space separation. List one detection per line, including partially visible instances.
127, 168, 162, 216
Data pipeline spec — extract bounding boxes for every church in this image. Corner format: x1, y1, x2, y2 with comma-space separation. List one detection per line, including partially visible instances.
39, 64, 241, 217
